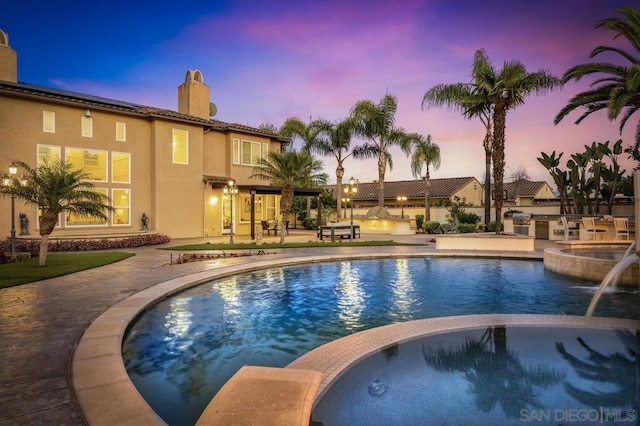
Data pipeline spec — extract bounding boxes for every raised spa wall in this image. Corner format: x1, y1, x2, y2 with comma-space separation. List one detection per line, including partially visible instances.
544, 242, 639, 286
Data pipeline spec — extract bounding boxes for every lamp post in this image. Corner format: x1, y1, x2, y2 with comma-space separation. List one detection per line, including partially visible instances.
341, 197, 349, 219
223, 180, 238, 244
397, 195, 407, 219
343, 177, 358, 242
8, 163, 17, 261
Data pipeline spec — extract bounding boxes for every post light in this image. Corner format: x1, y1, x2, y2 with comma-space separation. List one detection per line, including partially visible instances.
343, 177, 359, 242
341, 197, 350, 218
397, 195, 407, 219
8, 163, 17, 261
223, 179, 238, 244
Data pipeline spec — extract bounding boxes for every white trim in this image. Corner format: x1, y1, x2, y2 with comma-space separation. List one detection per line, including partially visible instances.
43, 110, 55, 133
81, 116, 93, 138
111, 151, 131, 184
112, 188, 131, 226
116, 122, 126, 142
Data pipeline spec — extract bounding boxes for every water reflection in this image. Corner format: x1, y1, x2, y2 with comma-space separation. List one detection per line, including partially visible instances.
217, 277, 240, 316
391, 258, 415, 318
423, 326, 566, 418
336, 261, 365, 330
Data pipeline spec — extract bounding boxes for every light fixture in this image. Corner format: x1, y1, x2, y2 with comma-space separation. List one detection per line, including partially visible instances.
8, 163, 17, 261
344, 177, 359, 241
85, 109, 91, 118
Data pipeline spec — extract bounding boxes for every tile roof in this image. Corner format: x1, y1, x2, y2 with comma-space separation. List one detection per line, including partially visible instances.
326, 177, 478, 201
495, 179, 551, 200
0, 81, 289, 142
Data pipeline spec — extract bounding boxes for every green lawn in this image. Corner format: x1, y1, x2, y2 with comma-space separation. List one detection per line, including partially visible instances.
166, 240, 420, 251
0, 252, 135, 289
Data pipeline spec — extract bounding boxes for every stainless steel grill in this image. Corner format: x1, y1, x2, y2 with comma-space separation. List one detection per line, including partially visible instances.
512, 213, 531, 235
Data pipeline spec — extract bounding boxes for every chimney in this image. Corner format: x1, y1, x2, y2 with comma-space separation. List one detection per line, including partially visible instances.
0, 30, 17, 83
178, 70, 211, 119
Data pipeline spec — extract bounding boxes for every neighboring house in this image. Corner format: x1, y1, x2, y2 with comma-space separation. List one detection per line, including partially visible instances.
497, 179, 556, 207
0, 29, 315, 240
326, 177, 483, 209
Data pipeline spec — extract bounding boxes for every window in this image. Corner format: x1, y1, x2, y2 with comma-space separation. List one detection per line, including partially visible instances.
116, 122, 126, 141
265, 195, 276, 220
66, 147, 108, 182
43, 110, 55, 133
66, 188, 108, 226
111, 152, 131, 183
241, 140, 263, 165
112, 189, 130, 225
172, 129, 188, 164
233, 138, 240, 164
37, 144, 61, 166
81, 116, 93, 137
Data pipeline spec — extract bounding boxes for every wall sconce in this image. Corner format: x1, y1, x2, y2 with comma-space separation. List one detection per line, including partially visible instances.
209, 196, 218, 205
85, 109, 91, 118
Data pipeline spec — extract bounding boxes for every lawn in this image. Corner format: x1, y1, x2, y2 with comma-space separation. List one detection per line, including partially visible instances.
166, 240, 420, 250
0, 252, 135, 289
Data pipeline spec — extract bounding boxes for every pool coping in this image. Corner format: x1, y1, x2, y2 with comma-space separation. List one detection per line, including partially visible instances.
70, 250, 613, 425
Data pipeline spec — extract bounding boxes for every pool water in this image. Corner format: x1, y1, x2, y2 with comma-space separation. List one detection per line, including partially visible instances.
312, 326, 639, 425
122, 258, 640, 425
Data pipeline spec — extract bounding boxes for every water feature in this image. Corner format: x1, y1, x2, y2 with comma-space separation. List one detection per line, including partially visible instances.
122, 257, 639, 425
586, 241, 639, 316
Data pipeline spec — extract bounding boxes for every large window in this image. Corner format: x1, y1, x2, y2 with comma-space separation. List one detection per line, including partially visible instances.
37, 144, 61, 166
65, 188, 108, 226
242, 140, 263, 165
43, 110, 55, 133
172, 129, 188, 164
116, 122, 126, 142
66, 147, 108, 182
111, 152, 130, 183
81, 116, 93, 138
112, 189, 130, 225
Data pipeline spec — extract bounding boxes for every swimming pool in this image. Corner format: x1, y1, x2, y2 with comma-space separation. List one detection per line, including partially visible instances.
311, 324, 639, 425
122, 257, 639, 425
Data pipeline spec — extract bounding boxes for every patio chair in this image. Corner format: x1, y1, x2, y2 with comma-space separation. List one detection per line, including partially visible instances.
261, 220, 276, 236
614, 217, 630, 240
582, 217, 606, 240
560, 216, 579, 241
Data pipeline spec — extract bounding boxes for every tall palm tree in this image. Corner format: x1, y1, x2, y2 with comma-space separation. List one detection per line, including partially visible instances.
307, 117, 358, 220
250, 150, 328, 243
555, 6, 640, 155
475, 52, 561, 233
422, 49, 494, 224
410, 134, 441, 222
278, 117, 321, 152
0, 160, 112, 266
351, 93, 419, 207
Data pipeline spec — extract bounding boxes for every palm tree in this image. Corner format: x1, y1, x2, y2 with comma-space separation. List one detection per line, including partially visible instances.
278, 117, 321, 152
307, 117, 358, 220
250, 150, 328, 243
474, 51, 560, 233
351, 93, 418, 207
555, 6, 640, 155
0, 160, 112, 266
422, 49, 494, 224
410, 134, 441, 222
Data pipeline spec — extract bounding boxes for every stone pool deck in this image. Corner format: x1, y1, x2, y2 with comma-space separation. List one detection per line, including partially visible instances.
0, 231, 555, 425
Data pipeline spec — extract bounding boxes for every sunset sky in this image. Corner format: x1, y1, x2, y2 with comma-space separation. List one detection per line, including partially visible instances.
3, 0, 636, 184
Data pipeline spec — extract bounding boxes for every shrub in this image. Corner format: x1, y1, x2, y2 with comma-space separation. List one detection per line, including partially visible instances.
458, 211, 481, 225
415, 214, 424, 231
457, 223, 477, 233
302, 218, 318, 230
487, 221, 497, 232
424, 221, 441, 234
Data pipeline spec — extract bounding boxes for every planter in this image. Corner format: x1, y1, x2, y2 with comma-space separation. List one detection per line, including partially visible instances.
435, 233, 534, 252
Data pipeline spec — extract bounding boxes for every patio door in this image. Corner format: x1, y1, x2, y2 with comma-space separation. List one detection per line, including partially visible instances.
222, 196, 233, 234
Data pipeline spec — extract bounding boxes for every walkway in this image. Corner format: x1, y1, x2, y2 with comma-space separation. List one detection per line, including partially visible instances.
0, 231, 554, 425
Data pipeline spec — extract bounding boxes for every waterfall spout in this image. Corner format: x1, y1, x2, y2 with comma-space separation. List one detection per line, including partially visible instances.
585, 242, 638, 317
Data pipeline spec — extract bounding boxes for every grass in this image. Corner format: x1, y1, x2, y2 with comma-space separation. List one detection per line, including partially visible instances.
166, 240, 422, 251
0, 252, 135, 289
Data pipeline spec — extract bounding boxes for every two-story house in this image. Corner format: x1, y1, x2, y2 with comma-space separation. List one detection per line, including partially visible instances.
0, 29, 317, 240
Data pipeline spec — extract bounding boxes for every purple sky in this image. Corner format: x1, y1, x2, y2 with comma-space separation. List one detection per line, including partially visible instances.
3, 0, 636, 184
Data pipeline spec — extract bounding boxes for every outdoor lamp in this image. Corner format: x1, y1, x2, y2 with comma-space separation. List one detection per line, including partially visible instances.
8, 163, 17, 261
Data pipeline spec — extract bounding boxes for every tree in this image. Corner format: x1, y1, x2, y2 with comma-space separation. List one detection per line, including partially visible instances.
278, 117, 321, 152
474, 51, 560, 232
0, 160, 112, 266
351, 93, 418, 207
250, 150, 327, 243
555, 6, 640, 156
537, 151, 569, 214
423, 49, 494, 224
307, 117, 358, 220
410, 134, 441, 222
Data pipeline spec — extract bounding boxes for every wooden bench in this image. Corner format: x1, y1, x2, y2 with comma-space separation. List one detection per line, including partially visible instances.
318, 224, 360, 241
